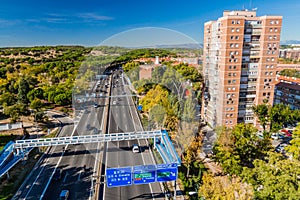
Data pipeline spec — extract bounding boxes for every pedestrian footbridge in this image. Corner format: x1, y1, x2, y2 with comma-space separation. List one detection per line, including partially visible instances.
0, 130, 181, 177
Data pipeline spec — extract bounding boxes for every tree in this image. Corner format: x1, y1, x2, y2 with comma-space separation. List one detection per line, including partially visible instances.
269, 104, 292, 132
0, 92, 16, 106
242, 152, 300, 200
213, 124, 268, 175
286, 125, 300, 160
30, 99, 43, 111
199, 173, 253, 200
18, 78, 30, 104
252, 103, 269, 131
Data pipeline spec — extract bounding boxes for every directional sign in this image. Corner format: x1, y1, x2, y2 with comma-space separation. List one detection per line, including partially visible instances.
156, 163, 178, 182
133, 165, 156, 185
106, 167, 132, 187
137, 105, 143, 111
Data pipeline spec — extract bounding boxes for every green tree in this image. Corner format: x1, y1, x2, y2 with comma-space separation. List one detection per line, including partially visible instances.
286, 125, 300, 160
18, 78, 30, 104
252, 103, 269, 131
0, 92, 16, 106
213, 124, 268, 175
242, 153, 300, 200
30, 99, 43, 111
269, 104, 292, 132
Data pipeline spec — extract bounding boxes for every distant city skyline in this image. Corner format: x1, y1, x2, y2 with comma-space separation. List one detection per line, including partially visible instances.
0, 0, 299, 47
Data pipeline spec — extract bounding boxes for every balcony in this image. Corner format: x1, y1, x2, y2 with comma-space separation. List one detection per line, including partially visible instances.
252, 30, 262, 35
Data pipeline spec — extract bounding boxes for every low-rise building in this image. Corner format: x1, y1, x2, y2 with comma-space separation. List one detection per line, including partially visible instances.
274, 75, 300, 110
139, 64, 154, 80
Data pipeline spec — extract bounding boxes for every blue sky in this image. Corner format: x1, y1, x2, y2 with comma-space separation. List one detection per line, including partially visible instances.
0, 0, 299, 47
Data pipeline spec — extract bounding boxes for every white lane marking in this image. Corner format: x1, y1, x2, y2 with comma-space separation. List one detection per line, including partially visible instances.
39, 125, 78, 200
126, 92, 155, 200
23, 161, 48, 199
103, 76, 113, 200
89, 97, 106, 200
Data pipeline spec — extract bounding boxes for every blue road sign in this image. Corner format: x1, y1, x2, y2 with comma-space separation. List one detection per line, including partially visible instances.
133, 165, 156, 185
106, 167, 132, 187
156, 163, 178, 182
137, 105, 143, 111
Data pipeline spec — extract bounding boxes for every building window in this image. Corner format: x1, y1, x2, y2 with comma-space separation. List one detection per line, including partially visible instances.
235, 36, 239, 40
233, 66, 237, 69
228, 80, 231, 84
275, 20, 279, 24
270, 28, 273, 32
232, 87, 236, 91
228, 73, 232, 77
235, 51, 239, 55
272, 51, 276, 54
231, 28, 235, 33
233, 73, 236, 77
271, 65, 274, 68
235, 44, 239, 47
230, 36, 234, 40
230, 120, 233, 124
236, 28, 240, 32
230, 43, 234, 48
271, 58, 275, 61
265, 72, 268, 75
237, 20, 240, 24
269, 79, 272, 82
270, 20, 274, 24
266, 65, 269, 68
232, 80, 236, 83
274, 28, 278, 32
231, 20, 235, 24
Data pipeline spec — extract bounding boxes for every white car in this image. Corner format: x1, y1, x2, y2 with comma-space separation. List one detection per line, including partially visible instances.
132, 144, 140, 153
112, 100, 116, 105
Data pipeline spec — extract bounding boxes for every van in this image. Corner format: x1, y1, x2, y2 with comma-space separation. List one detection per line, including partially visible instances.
59, 190, 69, 199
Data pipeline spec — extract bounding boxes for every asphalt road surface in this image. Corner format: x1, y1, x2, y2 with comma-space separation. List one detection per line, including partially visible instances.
13, 77, 109, 200
101, 70, 164, 200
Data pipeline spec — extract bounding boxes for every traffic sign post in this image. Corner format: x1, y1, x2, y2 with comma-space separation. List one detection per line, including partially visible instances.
106, 167, 132, 187
156, 163, 178, 182
133, 165, 156, 185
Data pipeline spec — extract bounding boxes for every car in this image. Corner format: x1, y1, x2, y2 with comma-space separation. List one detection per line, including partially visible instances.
275, 143, 288, 153
112, 100, 116, 105
132, 144, 140, 153
94, 103, 98, 108
59, 190, 69, 199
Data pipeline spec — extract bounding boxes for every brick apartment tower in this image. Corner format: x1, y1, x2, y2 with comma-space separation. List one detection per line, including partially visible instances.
202, 10, 282, 128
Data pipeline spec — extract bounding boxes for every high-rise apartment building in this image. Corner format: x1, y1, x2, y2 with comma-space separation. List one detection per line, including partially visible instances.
202, 10, 282, 128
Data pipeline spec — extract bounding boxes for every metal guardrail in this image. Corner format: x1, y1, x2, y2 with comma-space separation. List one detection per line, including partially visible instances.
14, 130, 163, 149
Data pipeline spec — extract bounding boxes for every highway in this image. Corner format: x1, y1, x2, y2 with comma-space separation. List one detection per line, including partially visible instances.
101, 70, 164, 200
13, 68, 166, 200
13, 76, 109, 200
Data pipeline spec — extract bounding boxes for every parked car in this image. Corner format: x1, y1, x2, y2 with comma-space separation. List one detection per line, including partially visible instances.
275, 143, 288, 153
